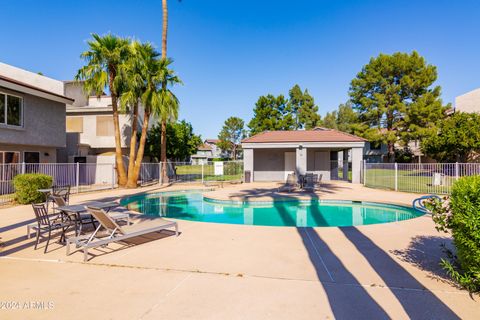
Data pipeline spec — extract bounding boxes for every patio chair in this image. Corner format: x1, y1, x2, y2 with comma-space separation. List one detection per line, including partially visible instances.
66, 206, 178, 262
303, 174, 322, 192
52, 185, 71, 204
30, 203, 74, 253
278, 173, 298, 192
51, 195, 96, 233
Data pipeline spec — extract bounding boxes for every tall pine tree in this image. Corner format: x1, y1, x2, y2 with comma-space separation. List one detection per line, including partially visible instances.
349, 51, 448, 161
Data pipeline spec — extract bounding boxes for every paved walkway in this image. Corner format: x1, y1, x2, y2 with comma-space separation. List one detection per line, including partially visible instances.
0, 182, 478, 319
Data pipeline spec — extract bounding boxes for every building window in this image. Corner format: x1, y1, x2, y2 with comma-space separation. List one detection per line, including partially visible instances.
24, 151, 40, 164
66, 116, 84, 133
0, 151, 20, 164
96, 115, 114, 136
0, 93, 23, 127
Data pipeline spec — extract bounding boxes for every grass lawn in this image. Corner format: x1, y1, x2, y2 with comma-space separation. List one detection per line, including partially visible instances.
174, 164, 243, 182
365, 168, 454, 194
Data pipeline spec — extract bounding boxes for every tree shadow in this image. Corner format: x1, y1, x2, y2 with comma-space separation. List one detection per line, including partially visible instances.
340, 227, 460, 319
391, 235, 458, 287
298, 227, 391, 319
271, 196, 390, 318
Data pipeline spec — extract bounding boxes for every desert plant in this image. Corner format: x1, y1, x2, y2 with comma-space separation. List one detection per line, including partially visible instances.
13, 174, 52, 204
426, 175, 480, 292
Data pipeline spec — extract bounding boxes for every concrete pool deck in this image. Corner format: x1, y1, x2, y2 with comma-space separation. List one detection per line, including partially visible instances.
0, 182, 478, 319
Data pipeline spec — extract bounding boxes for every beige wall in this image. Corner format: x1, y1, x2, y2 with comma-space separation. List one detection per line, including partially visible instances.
455, 88, 480, 113
66, 114, 131, 149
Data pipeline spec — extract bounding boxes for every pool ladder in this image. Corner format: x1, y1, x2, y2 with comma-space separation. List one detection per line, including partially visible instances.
412, 195, 441, 213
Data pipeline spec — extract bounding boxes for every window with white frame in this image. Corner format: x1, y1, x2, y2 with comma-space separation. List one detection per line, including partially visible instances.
0, 151, 20, 164
0, 92, 23, 127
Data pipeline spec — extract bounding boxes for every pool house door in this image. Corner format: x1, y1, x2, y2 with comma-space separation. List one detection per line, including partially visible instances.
284, 151, 296, 180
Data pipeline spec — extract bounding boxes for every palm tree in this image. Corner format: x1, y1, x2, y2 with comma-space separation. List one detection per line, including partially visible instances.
122, 43, 181, 187
76, 33, 130, 187
160, 0, 169, 182
162, 0, 168, 59
117, 41, 155, 188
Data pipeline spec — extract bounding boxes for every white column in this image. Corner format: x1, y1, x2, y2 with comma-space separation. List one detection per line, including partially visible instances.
296, 146, 307, 175
351, 147, 363, 184
243, 148, 254, 182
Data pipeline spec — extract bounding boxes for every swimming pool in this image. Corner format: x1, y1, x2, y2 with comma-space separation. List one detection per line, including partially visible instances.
120, 190, 424, 227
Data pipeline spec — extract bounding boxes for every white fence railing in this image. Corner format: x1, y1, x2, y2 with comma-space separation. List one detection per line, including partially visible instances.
1, 162, 117, 205
160, 161, 244, 184
363, 162, 480, 194
0, 161, 244, 205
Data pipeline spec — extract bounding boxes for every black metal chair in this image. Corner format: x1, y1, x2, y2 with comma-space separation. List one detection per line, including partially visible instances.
31, 203, 73, 253
52, 185, 71, 204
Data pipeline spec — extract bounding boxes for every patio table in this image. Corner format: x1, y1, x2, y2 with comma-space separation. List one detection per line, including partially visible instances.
57, 202, 129, 235
38, 188, 53, 212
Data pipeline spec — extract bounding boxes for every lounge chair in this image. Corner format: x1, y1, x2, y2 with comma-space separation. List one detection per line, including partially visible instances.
204, 180, 224, 188
278, 173, 298, 192
303, 174, 322, 192
66, 206, 178, 262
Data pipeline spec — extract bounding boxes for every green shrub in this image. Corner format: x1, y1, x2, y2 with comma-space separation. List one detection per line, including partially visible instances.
13, 174, 53, 204
427, 175, 480, 292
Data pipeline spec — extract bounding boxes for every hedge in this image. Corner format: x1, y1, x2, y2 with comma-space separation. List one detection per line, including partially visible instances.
428, 175, 480, 292
13, 174, 53, 204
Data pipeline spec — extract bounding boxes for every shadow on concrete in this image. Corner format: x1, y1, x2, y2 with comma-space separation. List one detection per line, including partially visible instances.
271, 194, 389, 318
269, 192, 460, 319
299, 227, 390, 319
392, 235, 457, 286
340, 227, 459, 319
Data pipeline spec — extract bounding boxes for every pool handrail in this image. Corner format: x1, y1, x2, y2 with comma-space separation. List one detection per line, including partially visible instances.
412, 194, 442, 213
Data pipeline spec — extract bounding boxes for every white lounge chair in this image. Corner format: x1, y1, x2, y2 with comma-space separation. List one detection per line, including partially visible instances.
303, 173, 322, 192
278, 173, 298, 192
66, 206, 178, 262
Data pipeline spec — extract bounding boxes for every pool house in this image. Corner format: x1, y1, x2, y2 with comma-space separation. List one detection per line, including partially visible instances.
241, 128, 366, 183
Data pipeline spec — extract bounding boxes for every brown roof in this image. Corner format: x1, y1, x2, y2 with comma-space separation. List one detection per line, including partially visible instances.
205, 139, 220, 144
0, 75, 74, 102
242, 129, 366, 143
197, 144, 212, 151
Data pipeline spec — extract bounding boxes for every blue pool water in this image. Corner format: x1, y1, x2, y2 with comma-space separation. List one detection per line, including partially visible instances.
120, 191, 423, 227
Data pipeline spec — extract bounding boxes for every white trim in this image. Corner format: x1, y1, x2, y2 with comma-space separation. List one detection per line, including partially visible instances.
242, 141, 365, 149
0, 79, 72, 104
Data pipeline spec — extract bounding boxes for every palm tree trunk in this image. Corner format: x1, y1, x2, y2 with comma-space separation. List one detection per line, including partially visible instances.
130, 110, 151, 186
162, 0, 168, 59
160, 0, 169, 184
160, 119, 169, 183
109, 68, 127, 186
126, 101, 139, 188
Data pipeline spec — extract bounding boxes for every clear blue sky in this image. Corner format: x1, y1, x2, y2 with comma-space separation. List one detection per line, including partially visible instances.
1, 0, 479, 139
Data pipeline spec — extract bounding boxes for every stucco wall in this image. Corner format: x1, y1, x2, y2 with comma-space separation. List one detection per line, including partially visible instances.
306, 149, 331, 180
253, 148, 291, 181
64, 82, 88, 108
455, 88, 480, 113
0, 144, 57, 163
66, 114, 131, 149
0, 87, 66, 148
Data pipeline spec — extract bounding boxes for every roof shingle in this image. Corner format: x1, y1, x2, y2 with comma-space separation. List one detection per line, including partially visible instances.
242, 129, 366, 143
